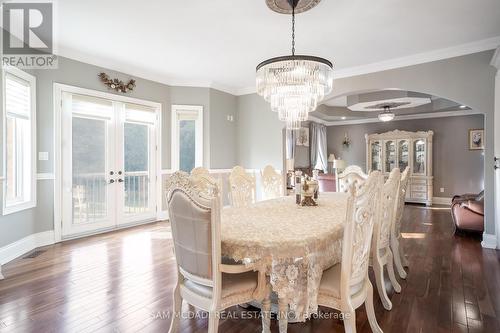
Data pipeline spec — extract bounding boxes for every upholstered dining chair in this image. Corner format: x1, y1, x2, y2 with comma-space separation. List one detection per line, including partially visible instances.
166, 172, 266, 333
371, 168, 402, 311
191, 167, 224, 202
316, 171, 383, 333
191, 166, 209, 176
391, 166, 410, 279
229, 166, 256, 207
260, 165, 283, 200
337, 165, 368, 193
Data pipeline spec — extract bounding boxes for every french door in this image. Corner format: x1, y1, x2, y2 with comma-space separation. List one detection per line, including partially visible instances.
61, 92, 157, 237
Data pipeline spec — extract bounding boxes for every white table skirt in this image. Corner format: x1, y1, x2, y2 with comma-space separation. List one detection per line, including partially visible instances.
221, 192, 348, 321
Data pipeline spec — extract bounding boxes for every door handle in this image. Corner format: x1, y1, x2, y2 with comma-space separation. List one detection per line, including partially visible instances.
109, 179, 115, 184
495, 157, 500, 170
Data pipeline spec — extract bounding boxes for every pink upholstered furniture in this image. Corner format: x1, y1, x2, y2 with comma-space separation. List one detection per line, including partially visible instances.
317, 174, 336, 192
451, 191, 484, 233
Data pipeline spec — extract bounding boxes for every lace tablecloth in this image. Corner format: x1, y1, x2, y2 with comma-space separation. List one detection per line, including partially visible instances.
221, 192, 348, 321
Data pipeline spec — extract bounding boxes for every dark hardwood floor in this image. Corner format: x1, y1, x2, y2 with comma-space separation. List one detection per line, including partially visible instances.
1, 205, 499, 332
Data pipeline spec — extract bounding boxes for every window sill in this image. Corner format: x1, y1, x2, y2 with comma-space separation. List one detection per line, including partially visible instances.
2, 201, 36, 216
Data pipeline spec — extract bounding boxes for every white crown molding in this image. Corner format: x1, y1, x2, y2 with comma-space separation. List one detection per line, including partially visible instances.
37, 173, 55, 180
481, 233, 498, 249
56, 49, 241, 96
490, 47, 500, 70
323, 109, 482, 126
237, 36, 500, 96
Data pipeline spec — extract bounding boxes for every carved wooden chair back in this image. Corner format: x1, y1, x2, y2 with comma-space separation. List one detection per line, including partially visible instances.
229, 166, 255, 207
341, 171, 382, 296
338, 165, 368, 193
166, 171, 221, 287
260, 165, 283, 200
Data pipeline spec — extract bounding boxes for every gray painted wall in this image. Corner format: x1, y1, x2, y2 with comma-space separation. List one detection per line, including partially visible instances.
209, 89, 237, 168
236, 94, 284, 169
0, 57, 237, 248
327, 115, 485, 198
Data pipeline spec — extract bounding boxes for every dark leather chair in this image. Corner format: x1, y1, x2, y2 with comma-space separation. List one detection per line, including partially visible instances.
451, 191, 484, 232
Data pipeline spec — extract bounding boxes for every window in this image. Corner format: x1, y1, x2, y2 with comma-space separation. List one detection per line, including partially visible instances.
171, 105, 203, 172
2, 68, 36, 215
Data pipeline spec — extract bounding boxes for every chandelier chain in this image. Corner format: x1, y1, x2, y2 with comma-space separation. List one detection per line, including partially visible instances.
291, 2, 295, 55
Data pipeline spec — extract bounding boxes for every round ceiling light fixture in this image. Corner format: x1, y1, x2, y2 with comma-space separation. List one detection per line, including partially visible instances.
256, 0, 333, 129
378, 105, 395, 122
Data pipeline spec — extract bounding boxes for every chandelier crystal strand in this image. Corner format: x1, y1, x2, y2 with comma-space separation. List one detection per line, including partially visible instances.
256, 0, 333, 129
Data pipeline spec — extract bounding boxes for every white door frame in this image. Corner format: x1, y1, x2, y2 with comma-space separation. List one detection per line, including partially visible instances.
491, 48, 500, 249
53, 83, 162, 242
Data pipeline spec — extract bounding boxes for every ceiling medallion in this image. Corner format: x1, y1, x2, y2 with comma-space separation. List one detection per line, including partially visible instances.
265, 0, 322, 14
257, 0, 333, 129
378, 106, 396, 122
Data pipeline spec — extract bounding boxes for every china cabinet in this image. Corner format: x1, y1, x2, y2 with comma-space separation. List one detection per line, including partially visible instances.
366, 130, 433, 206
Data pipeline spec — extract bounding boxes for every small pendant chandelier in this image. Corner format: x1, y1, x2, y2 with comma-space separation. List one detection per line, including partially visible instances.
378, 105, 395, 122
256, 0, 333, 130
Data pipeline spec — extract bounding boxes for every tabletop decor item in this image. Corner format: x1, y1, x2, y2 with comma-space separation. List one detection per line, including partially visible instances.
98, 72, 136, 93
301, 178, 318, 206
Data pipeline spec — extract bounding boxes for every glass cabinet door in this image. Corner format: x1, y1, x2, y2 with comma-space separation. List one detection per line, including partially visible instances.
371, 141, 382, 171
398, 140, 409, 171
413, 139, 426, 174
385, 140, 396, 172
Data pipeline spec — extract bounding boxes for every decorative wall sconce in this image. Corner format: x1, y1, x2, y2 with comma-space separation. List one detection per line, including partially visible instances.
342, 132, 351, 148
98, 72, 136, 93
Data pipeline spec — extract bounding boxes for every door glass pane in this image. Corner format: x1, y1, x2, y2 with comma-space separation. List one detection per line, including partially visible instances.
398, 140, 409, 171
179, 119, 196, 172
124, 122, 149, 214
371, 141, 382, 171
385, 141, 396, 172
72, 117, 107, 224
413, 139, 426, 174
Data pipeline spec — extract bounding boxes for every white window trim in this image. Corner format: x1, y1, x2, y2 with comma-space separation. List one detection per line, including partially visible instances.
171, 105, 203, 171
2, 66, 37, 215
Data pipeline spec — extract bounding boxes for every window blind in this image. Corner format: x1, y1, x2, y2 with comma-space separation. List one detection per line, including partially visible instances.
5, 73, 31, 119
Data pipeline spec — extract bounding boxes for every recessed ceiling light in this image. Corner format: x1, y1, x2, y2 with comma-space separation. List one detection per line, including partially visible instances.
341, 116, 346, 120
459, 105, 467, 109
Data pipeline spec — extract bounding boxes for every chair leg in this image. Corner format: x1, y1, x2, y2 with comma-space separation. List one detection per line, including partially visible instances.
365, 281, 383, 333
278, 296, 288, 333
208, 310, 219, 333
386, 249, 402, 293
261, 283, 272, 333
342, 308, 356, 333
400, 243, 409, 267
391, 238, 407, 279
168, 283, 182, 333
373, 258, 392, 310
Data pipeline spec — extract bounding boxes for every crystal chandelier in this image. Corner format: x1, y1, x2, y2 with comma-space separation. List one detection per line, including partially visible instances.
378, 105, 395, 122
256, 0, 333, 129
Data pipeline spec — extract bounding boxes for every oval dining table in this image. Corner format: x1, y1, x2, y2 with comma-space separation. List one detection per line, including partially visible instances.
220, 192, 349, 333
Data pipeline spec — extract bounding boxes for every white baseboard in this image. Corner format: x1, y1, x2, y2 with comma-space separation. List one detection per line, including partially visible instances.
157, 211, 169, 220
0, 230, 55, 266
433, 197, 452, 205
481, 233, 498, 249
